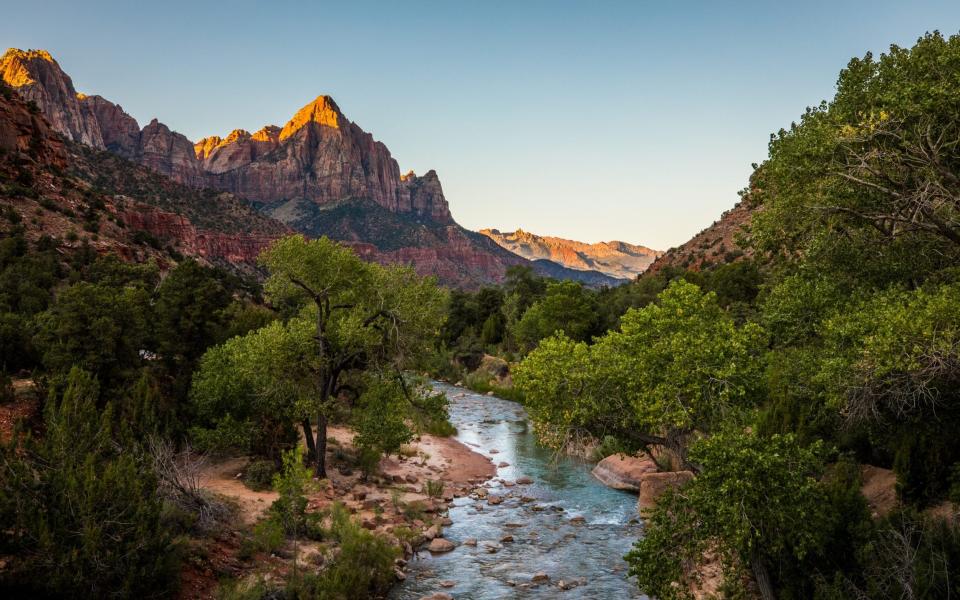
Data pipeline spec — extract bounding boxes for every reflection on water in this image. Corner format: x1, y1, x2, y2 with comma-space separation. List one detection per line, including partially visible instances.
391, 382, 646, 599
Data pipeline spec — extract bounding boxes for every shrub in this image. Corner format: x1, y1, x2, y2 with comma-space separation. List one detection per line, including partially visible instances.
285, 503, 398, 599
0, 367, 180, 597
425, 479, 444, 499
242, 459, 277, 492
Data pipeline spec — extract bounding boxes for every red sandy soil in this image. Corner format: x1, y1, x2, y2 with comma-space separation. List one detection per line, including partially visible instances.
0, 379, 40, 443
182, 425, 495, 598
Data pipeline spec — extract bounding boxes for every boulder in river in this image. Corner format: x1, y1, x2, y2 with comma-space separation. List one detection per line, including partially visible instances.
516, 476, 533, 484
637, 471, 695, 513
591, 453, 658, 492
428, 537, 456, 553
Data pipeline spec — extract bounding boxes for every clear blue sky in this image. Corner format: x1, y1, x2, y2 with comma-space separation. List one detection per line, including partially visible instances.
5, 1, 960, 249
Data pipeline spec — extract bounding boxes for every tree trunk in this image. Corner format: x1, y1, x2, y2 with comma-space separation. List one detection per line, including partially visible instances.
751, 555, 776, 600
315, 411, 328, 478
302, 418, 317, 463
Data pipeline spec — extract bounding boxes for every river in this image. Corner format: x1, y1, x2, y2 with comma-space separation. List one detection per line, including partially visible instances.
391, 381, 646, 599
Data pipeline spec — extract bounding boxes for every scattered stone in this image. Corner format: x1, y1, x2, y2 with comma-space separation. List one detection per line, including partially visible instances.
439, 580, 455, 588
569, 516, 586, 524
520, 495, 535, 503
532, 571, 550, 583
428, 538, 456, 553
486, 391, 495, 396
441, 517, 453, 526
500, 534, 514, 543
516, 476, 533, 485
420, 594, 453, 600
464, 537, 477, 546
498, 461, 510, 468
394, 567, 407, 581
489, 449, 500, 454
405, 474, 419, 484
504, 522, 523, 528
424, 525, 440, 540
487, 495, 503, 505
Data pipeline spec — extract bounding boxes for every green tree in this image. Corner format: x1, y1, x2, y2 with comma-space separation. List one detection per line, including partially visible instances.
750, 32, 960, 286
34, 281, 150, 393
626, 431, 829, 600
514, 280, 598, 349
516, 280, 766, 465
0, 367, 178, 597
191, 235, 445, 477
154, 259, 231, 374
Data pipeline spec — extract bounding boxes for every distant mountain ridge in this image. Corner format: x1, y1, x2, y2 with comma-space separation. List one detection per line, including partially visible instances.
0, 47, 621, 287
479, 228, 661, 280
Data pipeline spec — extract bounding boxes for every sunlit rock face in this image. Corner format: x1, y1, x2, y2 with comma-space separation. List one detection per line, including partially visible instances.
0, 49, 104, 148
0, 48, 589, 287
479, 228, 661, 279
0, 50, 453, 225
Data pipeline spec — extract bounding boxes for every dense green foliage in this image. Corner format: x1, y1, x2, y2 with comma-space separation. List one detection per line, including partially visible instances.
190, 235, 447, 476
0, 368, 179, 597
514, 32, 960, 599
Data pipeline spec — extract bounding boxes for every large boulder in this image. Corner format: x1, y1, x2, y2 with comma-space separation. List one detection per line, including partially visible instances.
591, 453, 658, 492
427, 537, 456, 553
637, 471, 695, 513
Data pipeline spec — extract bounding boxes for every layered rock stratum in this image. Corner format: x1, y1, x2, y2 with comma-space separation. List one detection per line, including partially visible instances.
480, 228, 661, 279
1, 47, 618, 287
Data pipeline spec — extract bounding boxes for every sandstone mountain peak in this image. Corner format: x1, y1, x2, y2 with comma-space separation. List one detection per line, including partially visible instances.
4, 48, 607, 286
280, 94, 344, 139
480, 228, 662, 280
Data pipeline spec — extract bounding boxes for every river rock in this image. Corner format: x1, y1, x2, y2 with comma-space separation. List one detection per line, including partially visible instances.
591, 453, 658, 492
428, 538, 456, 553
420, 594, 453, 600
516, 476, 533, 485
637, 471, 695, 513
488, 495, 503, 505
464, 537, 477, 546
439, 580, 455, 588
532, 571, 550, 583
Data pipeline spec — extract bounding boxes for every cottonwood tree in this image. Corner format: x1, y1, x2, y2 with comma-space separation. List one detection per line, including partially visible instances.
515, 279, 766, 467
190, 235, 445, 477
750, 32, 960, 286
626, 431, 829, 600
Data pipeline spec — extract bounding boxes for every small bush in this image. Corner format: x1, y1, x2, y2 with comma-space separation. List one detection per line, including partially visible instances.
285, 503, 398, 599
242, 459, 277, 492
425, 479, 444, 499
